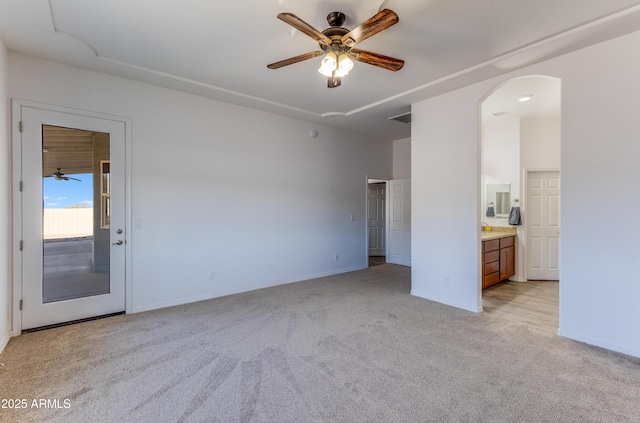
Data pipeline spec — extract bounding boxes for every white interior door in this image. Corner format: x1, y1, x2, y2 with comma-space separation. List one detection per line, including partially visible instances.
18, 106, 126, 330
367, 183, 386, 256
527, 171, 560, 280
388, 179, 411, 267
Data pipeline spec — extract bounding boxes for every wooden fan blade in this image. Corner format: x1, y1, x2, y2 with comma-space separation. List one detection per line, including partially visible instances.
267, 51, 325, 69
277, 13, 332, 46
349, 49, 404, 71
341, 9, 398, 47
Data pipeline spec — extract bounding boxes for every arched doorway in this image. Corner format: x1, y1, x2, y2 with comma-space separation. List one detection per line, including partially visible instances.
479, 76, 561, 332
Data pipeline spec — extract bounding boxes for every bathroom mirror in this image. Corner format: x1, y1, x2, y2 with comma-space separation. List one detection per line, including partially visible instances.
485, 183, 510, 217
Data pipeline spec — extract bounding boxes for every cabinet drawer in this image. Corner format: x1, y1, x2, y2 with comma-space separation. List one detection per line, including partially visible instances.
484, 261, 499, 275
483, 239, 500, 252
499, 236, 515, 248
483, 272, 500, 288
484, 250, 499, 264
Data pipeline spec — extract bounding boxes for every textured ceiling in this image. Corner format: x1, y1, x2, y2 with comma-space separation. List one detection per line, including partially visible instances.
2, 0, 640, 140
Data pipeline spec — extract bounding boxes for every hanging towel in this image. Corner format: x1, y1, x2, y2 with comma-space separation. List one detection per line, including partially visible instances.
486, 204, 495, 217
508, 206, 522, 225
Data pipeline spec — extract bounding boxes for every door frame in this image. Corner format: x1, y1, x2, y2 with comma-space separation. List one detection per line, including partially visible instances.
11, 100, 133, 336
522, 168, 560, 282
366, 176, 391, 266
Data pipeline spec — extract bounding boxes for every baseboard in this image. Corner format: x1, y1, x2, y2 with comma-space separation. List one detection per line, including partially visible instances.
132, 265, 368, 314
558, 328, 640, 359
132, 292, 222, 314
287, 265, 367, 284
0, 330, 11, 354
411, 289, 482, 313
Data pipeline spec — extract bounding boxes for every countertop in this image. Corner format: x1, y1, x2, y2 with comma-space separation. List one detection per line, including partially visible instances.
481, 228, 517, 241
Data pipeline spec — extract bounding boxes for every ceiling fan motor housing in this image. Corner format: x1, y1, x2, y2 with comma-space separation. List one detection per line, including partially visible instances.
321, 12, 350, 54
327, 12, 346, 27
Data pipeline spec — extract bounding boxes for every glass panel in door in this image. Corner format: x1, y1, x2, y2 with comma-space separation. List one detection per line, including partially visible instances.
42, 125, 111, 303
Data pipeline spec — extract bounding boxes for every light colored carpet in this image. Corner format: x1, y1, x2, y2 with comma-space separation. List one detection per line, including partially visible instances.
1, 264, 639, 423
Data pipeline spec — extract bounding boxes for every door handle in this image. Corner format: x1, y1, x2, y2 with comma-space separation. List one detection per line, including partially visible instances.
111, 240, 124, 246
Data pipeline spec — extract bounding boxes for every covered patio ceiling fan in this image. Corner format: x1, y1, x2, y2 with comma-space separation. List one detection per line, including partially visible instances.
267, 9, 404, 88
47, 168, 82, 182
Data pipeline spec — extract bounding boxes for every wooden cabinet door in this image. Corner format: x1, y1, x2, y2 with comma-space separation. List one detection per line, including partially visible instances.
499, 248, 507, 280
506, 245, 515, 278
500, 245, 515, 280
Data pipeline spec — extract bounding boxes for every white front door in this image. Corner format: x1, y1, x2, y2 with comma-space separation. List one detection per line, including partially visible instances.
17, 105, 126, 330
367, 183, 386, 256
527, 171, 560, 280
388, 179, 411, 267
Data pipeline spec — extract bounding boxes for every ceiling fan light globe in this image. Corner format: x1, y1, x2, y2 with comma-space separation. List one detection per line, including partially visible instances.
318, 52, 337, 77
318, 67, 333, 77
335, 54, 354, 77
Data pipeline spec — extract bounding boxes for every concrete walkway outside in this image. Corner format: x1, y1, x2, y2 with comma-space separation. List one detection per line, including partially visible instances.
43, 237, 109, 303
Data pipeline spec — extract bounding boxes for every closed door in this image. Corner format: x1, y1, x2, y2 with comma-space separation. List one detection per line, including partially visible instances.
388, 179, 411, 267
527, 171, 560, 280
18, 106, 126, 330
367, 183, 386, 256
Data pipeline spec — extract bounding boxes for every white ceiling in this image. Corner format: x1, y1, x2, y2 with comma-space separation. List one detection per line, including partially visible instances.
481, 76, 561, 123
1, 0, 640, 140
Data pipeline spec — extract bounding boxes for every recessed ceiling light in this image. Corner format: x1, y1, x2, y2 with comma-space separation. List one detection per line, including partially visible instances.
518, 94, 533, 102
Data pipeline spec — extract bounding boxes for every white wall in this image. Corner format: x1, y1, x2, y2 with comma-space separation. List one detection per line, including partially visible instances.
412, 31, 640, 358
482, 116, 520, 226
43, 209, 93, 239
558, 35, 640, 357
392, 137, 411, 179
0, 38, 10, 352
520, 117, 561, 170
519, 116, 561, 282
483, 117, 520, 189
8, 53, 392, 314
412, 87, 481, 311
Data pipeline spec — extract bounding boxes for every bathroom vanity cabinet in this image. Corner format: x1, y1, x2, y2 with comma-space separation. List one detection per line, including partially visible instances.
482, 236, 515, 289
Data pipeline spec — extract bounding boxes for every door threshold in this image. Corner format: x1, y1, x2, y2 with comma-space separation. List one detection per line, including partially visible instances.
23, 311, 125, 333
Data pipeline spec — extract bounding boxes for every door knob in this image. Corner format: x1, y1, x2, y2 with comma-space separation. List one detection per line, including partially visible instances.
112, 240, 124, 246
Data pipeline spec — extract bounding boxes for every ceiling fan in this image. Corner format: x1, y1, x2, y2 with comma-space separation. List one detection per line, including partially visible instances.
48, 168, 82, 182
267, 9, 404, 88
